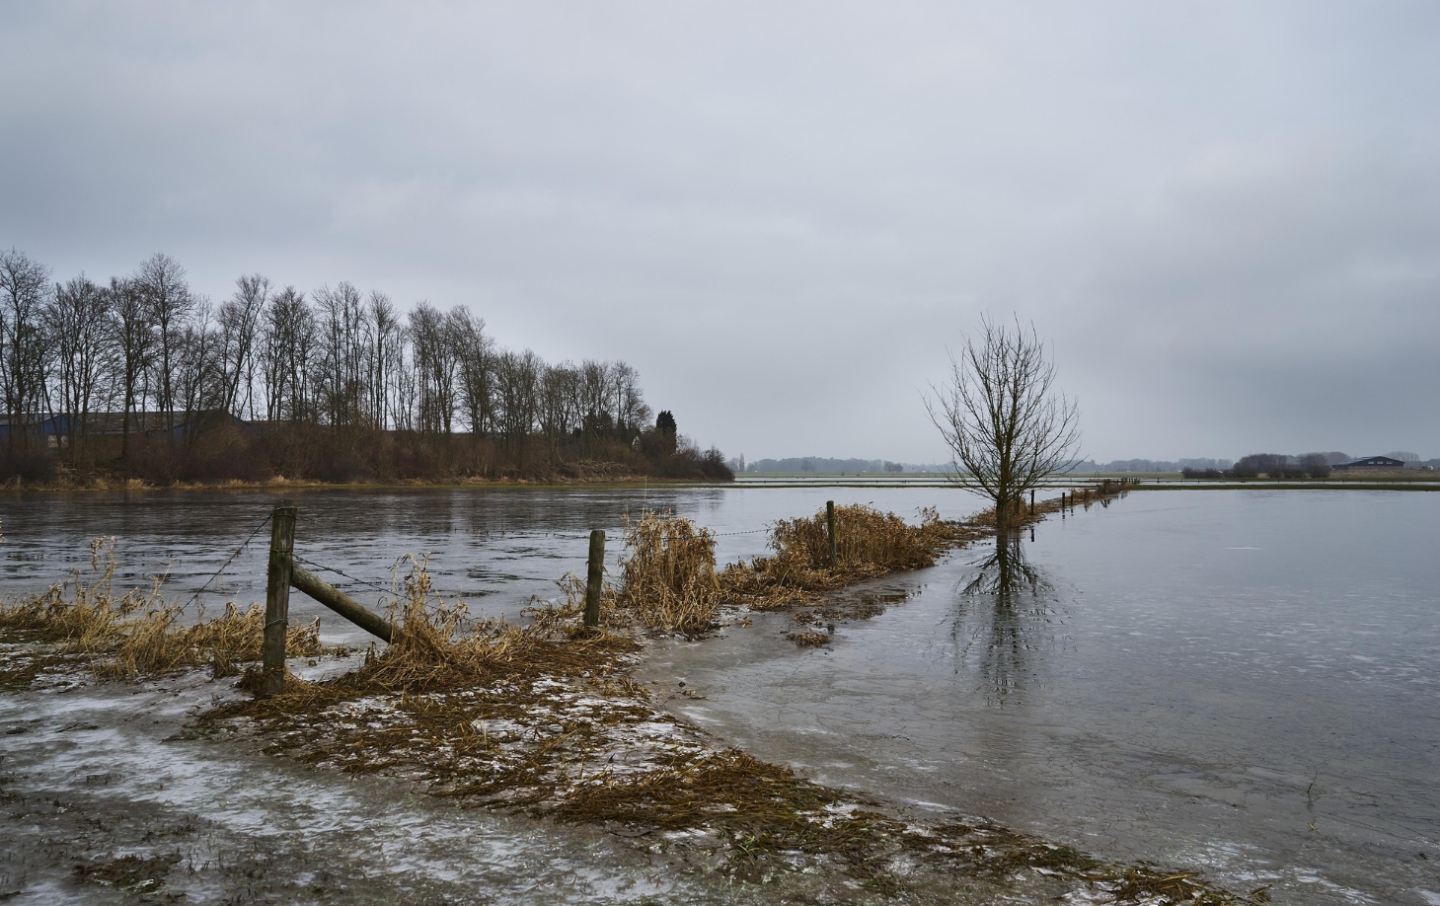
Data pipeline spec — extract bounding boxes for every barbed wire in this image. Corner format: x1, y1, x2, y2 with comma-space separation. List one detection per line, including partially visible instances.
291, 551, 493, 632
471, 525, 773, 541
178, 512, 273, 614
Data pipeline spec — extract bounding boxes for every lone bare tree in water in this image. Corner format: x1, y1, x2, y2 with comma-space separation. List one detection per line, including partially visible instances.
928, 317, 1080, 530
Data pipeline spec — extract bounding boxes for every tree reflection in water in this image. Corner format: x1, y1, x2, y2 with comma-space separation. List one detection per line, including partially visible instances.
952, 532, 1057, 706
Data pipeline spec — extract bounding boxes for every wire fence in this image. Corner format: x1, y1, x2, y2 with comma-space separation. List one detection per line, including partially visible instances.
176, 512, 273, 615
172, 509, 776, 635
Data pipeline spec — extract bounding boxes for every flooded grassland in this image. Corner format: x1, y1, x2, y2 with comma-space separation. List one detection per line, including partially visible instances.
1, 486, 1436, 904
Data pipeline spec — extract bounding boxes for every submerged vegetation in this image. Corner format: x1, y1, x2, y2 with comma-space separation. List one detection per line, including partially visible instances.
0, 482, 1255, 903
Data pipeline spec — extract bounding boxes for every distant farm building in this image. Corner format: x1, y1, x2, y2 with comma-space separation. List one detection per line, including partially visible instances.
1333, 456, 1407, 471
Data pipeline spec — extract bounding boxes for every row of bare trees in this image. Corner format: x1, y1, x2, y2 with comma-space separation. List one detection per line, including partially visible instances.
1, 248, 720, 482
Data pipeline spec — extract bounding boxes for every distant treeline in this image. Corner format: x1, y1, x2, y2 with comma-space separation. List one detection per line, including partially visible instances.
1184, 451, 1438, 480
0, 248, 731, 484
744, 457, 923, 474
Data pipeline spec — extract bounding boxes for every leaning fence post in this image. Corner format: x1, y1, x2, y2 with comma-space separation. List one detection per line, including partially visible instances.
263, 499, 297, 696
826, 500, 838, 568
584, 530, 605, 629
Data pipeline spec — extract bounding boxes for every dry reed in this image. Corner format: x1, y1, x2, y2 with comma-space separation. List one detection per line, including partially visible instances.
0, 537, 330, 682
717, 505, 978, 612
609, 511, 720, 637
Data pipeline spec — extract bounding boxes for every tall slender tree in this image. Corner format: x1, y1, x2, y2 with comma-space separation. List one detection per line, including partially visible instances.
0, 249, 52, 451
217, 274, 269, 419
45, 274, 116, 455
134, 253, 194, 441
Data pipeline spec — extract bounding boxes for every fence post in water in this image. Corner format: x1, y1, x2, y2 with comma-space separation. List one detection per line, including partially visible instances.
1030, 489, 1035, 515
263, 499, 297, 696
826, 500, 838, 568
584, 530, 605, 629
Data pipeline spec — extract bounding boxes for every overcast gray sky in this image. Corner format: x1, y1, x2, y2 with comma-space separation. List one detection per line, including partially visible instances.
3, 2, 1437, 463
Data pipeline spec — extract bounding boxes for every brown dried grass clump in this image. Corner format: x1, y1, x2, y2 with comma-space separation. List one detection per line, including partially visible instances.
0, 537, 329, 682
610, 511, 720, 637
771, 504, 964, 575
234, 555, 640, 712
718, 505, 977, 612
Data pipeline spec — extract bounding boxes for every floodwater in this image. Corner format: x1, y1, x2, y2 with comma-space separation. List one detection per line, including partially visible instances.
645, 489, 1440, 905
2, 486, 1438, 904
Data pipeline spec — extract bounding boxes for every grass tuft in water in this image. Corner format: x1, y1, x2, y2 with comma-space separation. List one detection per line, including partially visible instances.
0, 537, 332, 682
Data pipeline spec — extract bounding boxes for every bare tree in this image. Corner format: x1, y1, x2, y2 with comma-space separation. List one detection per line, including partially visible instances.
134, 253, 194, 441
539, 362, 580, 453
45, 274, 116, 455
408, 302, 458, 435
494, 349, 541, 461
365, 291, 403, 429
0, 249, 53, 451
217, 274, 269, 419
611, 361, 650, 440
175, 299, 223, 446
261, 286, 314, 423
928, 317, 1079, 529
109, 276, 156, 460
579, 359, 613, 452
450, 307, 494, 440
312, 282, 366, 427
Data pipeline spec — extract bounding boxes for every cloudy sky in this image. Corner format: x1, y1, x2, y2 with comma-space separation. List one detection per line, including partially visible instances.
3, 2, 1437, 463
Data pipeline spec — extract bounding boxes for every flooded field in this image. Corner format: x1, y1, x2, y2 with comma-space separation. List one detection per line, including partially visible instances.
2, 485, 1437, 903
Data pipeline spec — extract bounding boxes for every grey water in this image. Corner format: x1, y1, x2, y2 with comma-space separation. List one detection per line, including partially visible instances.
2, 486, 1438, 903
645, 489, 1440, 905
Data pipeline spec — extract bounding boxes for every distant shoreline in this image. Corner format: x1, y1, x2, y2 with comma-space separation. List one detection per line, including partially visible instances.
0, 474, 736, 494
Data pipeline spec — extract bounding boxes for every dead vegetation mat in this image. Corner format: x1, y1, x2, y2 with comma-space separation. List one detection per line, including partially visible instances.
196, 595, 1254, 903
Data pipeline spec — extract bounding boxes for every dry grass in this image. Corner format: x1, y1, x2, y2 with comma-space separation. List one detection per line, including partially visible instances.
227, 555, 639, 711
772, 504, 961, 573
717, 505, 980, 613
608, 511, 721, 637
0, 538, 332, 683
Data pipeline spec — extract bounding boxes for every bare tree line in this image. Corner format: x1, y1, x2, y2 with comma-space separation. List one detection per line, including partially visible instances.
0, 248, 726, 482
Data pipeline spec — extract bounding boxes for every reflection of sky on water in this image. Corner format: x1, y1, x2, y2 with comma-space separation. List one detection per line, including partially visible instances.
642, 490, 1440, 906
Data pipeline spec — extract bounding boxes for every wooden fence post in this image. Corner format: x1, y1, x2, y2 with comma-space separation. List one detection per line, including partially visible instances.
263, 499, 297, 696
584, 530, 605, 629
826, 500, 837, 568
1030, 489, 1035, 515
